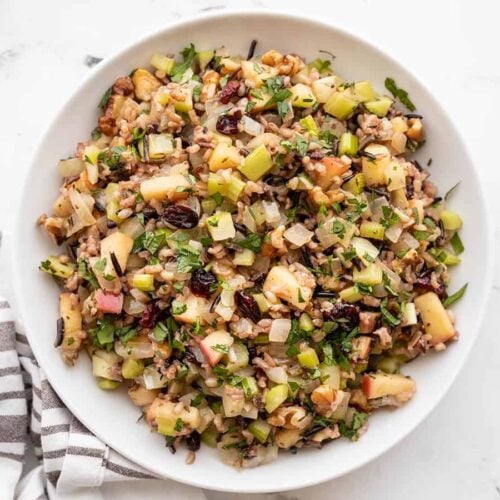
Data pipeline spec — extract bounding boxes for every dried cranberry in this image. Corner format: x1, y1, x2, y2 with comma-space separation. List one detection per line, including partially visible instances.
324, 302, 360, 331
414, 276, 445, 297
162, 205, 199, 229
309, 150, 325, 160
185, 431, 201, 451
190, 268, 217, 298
235, 290, 261, 323
140, 301, 159, 328
216, 114, 239, 135
219, 80, 240, 104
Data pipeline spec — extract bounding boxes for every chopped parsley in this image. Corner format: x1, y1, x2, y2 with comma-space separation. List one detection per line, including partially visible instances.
380, 205, 400, 229
170, 44, 197, 83
77, 259, 99, 289
211, 344, 229, 354
339, 411, 368, 441
132, 230, 167, 254
444, 181, 460, 201
236, 233, 263, 253
176, 244, 202, 274
171, 300, 187, 315
443, 283, 468, 308
380, 299, 400, 327
450, 232, 464, 255
98, 87, 112, 110
384, 77, 416, 111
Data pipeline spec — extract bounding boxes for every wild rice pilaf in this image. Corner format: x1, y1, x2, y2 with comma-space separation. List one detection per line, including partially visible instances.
39, 42, 466, 467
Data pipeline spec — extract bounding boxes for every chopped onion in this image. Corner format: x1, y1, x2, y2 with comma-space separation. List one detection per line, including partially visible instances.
241, 445, 278, 468
283, 223, 314, 247
269, 318, 291, 342
385, 222, 403, 243
120, 216, 145, 239
123, 296, 146, 316
141, 365, 168, 390
370, 196, 389, 222
266, 366, 288, 384
69, 189, 96, 227
262, 201, 281, 224
242, 207, 257, 233
240, 403, 258, 420
130, 288, 150, 303
86, 162, 99, 185
58, 158, 85, 177
114, 339, 155, 359
247, 133, 281, 150
241, 115, 264, 136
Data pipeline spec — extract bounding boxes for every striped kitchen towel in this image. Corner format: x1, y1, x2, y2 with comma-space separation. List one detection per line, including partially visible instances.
0, 298, 205, 500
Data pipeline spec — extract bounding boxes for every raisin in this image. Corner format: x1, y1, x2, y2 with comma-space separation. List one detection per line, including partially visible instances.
324, 302, 360, 331
216, 114, 239, 135
185, 431, 201, 451
190, 269, 217, 298
219, 80, 240, 104
163, 205, 199, 229
235, 290, 261, 323
140, 301, 159, 328
414, 276, 445, 297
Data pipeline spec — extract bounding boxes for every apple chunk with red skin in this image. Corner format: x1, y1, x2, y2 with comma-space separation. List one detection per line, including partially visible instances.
200, 330, 234, 367
362, 372, 416, 399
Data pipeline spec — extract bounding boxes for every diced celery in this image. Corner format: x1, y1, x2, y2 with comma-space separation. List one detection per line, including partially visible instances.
353, 263, 383, 285
265, 384, 289, 413
253, 334, 270, 344
248, 420, 271, 443
150, 53, 175, 74
122, 358, 145, 379
132, 273, 154, 291
238, 144, 273, 181
253, 293, 270, 314
343, 173, 366, 195
242, 376, 259, 398
172, 88, 193, 113
338, 133, 359, 156
198, 50, 215, 71
319, 364, 341, 390
233, 248, 256, 266
339, 286, 362, 303
142, 133, 174, 161
295, 174, 315, 190
375, 355, 404, 374
351, 236, 380, 263
354, 81, 377, 102
364, 97, 393, 117
224, 175, 246, 202
250, 201, 266, 226
206, 211, 235, 241
106, 199, 123, 224
433, 249, 461, 266
40, 256, 74, 279
401, 302, 418, 326
201, 198, 217, 215
105, 182, 119, 201
226, 342, 249, 373
290, 83, 317, 108
299, 313, 314, 332
297, 347, 320, 369
324, 91, 358, 120
97, 378, 121, 390
201, 426, 219, 447
299, 115, 319, 136
207, 173, 226, 196
360, 221, 385, 240
439, 210, 462, 231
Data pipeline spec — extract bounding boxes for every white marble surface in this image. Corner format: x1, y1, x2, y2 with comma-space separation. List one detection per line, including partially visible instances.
1, 0, 500, 498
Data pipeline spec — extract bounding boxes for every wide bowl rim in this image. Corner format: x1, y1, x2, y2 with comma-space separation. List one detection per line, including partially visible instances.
12, 8, 494, 493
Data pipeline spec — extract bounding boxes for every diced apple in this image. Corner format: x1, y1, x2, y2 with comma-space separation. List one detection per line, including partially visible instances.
173, 295, 212, 325
140, 175, 191, 202
414, 292, 455, 345
289, 83, 317, 108
100, 231, 133, 278
206, 212, 235, 241
128, 385, 159, 407
95, 289, 123, 314
364, 97, 393, 117
208, 142, 241, 171
238, 144, 273, 181
362, 144, 391, 186
200, 330, 234, 366
241, 60, 278, 88
353, 81, 377, 102
313, 157, 349, 190
263, 265, 312, 310
384, 162, 406, 191
311, 76, 340, 103
132, 68, 161, 101
362, 372, 416, 399
59, 292, 83, 365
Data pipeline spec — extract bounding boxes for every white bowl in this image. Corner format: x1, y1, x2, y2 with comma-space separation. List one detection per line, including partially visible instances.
13, 10, 493, 493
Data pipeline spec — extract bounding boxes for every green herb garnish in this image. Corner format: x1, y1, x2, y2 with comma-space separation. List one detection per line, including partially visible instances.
384, 77, 416, 111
